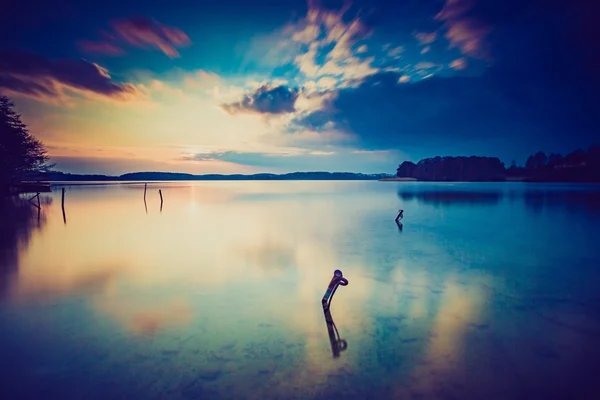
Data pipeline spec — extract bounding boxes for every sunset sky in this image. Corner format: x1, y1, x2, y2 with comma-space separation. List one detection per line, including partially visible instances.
1, 0, 598, 175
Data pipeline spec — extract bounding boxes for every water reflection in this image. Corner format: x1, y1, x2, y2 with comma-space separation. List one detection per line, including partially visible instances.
95, 295, 192, 336
396, 221, 403, 232
323, 307, 348, 358
523, 190, 600, 215
398, 188, 503, 206
0, 196, 51, 299
12, 262, 122, 303
398, 185, 600, 215
238, 240, 297, 271
0, 182, 599, 399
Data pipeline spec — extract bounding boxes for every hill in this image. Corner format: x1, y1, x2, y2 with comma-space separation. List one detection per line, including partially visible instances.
27, 171, 392, 181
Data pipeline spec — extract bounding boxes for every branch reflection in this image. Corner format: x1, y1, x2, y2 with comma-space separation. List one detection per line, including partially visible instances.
322, 307, 348, 358
396, 220, 403, 232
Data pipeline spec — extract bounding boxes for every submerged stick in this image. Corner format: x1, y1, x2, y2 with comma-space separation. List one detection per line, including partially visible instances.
27, 192, 40, 209
322, 269, 348, 311
144, 183, 147, 201
159, 189, 163, 212
61, 188, 67, 224
395, 209, 404, 223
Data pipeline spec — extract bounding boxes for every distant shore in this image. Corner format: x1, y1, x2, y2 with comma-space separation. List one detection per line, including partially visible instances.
22, 171, 392, 182
379, 176, 528, 182
378, 177, 418, 182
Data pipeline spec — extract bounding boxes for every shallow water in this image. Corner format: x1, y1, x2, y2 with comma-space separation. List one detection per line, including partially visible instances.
1, 181, 600, 399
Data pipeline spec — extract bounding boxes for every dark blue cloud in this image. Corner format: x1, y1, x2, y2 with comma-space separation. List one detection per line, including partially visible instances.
2, 0, 598, 163
293, 0, 600, 162
221, 85, 299, 115
0, 50, 138, 100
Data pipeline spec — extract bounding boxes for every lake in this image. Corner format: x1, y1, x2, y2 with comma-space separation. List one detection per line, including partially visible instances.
1, 181, 600, 399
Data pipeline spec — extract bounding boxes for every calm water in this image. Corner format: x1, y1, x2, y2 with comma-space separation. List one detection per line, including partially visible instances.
1, 181, 600, 399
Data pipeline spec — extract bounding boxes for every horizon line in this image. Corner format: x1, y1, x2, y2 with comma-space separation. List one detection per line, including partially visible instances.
39, 170, 394, 177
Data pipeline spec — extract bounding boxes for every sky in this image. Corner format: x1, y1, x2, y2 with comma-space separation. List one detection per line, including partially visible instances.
1, 0, 598, 175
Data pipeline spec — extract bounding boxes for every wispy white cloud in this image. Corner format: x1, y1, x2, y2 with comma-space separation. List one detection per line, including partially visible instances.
412, 62, 443, 77
435, 0, 491, 58
449, 57, 468, 70
247, 3, 379, 90
415, 32, 437, 45
387, 46, 404, 59
295, 42, 322, 78
111, 17, 191, 58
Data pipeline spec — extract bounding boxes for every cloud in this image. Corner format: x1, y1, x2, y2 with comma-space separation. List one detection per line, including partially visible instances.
77, 40, 124, 56
444, 19, 491, 58
318, 56, 379, 84
387, 46, 404, 59
111, 17, 191, 58
291, 23, 321, 43
421, 46, 431, 54
291, 64, 600, 160
413, 62, 443, 76
221, 85, 299, 115
435, 0, 492, 58
316, 77, 338, 90
292, 72, 504, 151
181, 148, 395, 173
50, 154, 257, 175
295, 42, 321, 77
0, 50, 139, 102
183, 150, 307, 168
415, 32, 437, 45
449, 58, 467, 70
246, 3, 378, 88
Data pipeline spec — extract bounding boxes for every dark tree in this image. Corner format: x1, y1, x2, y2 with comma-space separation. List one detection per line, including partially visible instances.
525, 151, 547, 171
396, 156, 505, 181
397, 161, 417, 177
0, 95, 51, 195
547, 153, 563, 166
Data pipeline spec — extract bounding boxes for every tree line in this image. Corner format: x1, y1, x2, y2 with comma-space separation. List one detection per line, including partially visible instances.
397, 146, 600, 182
0, 95, 51, 195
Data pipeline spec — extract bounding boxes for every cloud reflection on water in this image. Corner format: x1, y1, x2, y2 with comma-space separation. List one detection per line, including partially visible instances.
95, 295, 193, 336
1, 181, 599, 398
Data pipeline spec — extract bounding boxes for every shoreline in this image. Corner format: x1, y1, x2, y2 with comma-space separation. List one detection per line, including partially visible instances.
379, 177, 600, 183
378, 177, 418, 182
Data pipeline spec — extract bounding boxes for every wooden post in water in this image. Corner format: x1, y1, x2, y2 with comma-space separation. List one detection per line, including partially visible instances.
61, 188, 67, 224
27, 192, 41, 209
143, 183, 148, 214
159, 189, 163, 212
